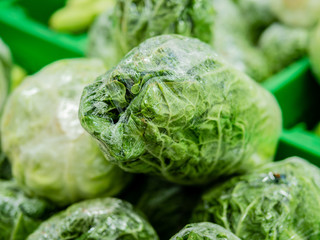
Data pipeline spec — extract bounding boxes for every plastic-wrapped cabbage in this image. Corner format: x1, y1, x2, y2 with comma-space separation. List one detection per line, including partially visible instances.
79, 35, 282, 185
212, 0, 271, 82
233, 0, 275, 34
0, 180, 56, 240
88, 0, 214, 69
259, 23, 309, 73
170, 222, 241, 240
270, 0, 320, 28
49, 0, 115, 34
192, 157, 320, 239
27, 198, 159, 240
136, 177, 201, 239
1, 59, 130, 206
310, 22, 320, 82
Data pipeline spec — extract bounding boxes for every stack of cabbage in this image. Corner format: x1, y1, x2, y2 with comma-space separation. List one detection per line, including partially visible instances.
87, 0, 320, 83
1, 0, 320, 239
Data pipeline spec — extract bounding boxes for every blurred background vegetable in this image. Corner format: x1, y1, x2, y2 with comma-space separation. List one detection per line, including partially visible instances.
49, 0, 115, 34
1, 58, 131, 206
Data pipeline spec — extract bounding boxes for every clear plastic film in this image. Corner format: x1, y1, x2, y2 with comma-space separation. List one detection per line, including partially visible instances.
1, 58, 131, 206
79, 35, 282, 185
192, 157, 320, 239
170, 222, 241, 240
27, 198, 159, 240
87, 0, 214, 69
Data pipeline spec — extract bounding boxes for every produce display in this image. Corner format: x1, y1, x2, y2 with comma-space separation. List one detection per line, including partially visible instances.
170, 222, 240, 240
1, 59, 130, 206
79, 34, 282, 184
192, 157, 320, 239
27, 198, 159, 240
0, 0, 319, 239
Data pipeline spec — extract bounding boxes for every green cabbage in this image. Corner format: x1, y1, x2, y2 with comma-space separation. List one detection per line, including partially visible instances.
170, 222, 241, 240
1, 59, 131, 206
87, 0, 214, 69
270, 0, 320, 28
259, 23, 309, 73
192, 157, 320, 239
79, 35, 282, 185
309, 22, 320, 83
212, 0, 271, 82
136, 177, 201, 239
0, 180, 56, 240
27, 198, 159, 240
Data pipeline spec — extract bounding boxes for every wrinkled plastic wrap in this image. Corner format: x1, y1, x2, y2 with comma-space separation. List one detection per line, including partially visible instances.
0, 180, 55, 240
170, 222, 240, 240
192, 157, 320, 239
1, 59, 131, 206
212, 0, 271, 82
259, 23, 309, 73
310, 22, 320, 83
270, 0, 320, 28
27, 198, 159, 240
79, 35, 282, 185
87, 0, 214, 69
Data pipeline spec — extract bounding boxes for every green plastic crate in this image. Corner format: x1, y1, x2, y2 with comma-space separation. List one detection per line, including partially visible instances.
0, 0, 86, 73
1, 0, 319, 164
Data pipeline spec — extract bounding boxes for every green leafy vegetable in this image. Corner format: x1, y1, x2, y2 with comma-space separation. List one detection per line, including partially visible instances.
212, 0, 271, 82
0, 180, 56, 240
170, 222, 241, 240
259, 23, 309, 73
27, 198, 159, 240
192, 157, 320, 239
79, 35, 282, 185
309, 21, 320, 83
315, 123, 320, 137
270, 0, 320, 28
1, 58, 131, 206
136, 177, 201, 239
87, 0, 214, 69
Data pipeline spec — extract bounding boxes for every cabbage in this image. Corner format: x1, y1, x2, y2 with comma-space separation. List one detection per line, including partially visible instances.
170, 222, 240, 240
0, 180, 56, 240
1, 59, 131, 206
192, 157, 320, 239
270, 0, 320, 28
87, 0, 214, 69
212, 0, 271, 82
309, 22, 320, 82
27, 198, 159, 240
79, 35, 282, 185
259, 23, 309, 73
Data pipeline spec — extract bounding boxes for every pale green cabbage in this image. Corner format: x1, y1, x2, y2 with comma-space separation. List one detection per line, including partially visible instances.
79, 35, 282, 185
1, 58, 130, 206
